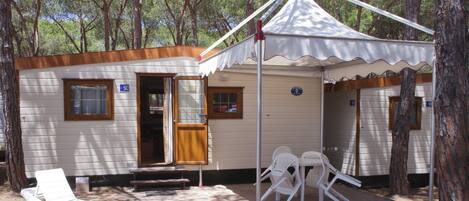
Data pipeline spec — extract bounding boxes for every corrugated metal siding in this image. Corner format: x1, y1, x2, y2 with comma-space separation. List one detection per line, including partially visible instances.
207, 72, 322, 170
359, 83, 432, 176
324, 91, 357, 175
20, 57, 200, 177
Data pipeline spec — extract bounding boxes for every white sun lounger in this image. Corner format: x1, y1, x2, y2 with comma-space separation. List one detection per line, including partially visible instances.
20, 168, 83, 201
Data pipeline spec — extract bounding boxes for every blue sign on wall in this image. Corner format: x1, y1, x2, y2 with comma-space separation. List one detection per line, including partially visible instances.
120, 84, 130, 93
291, 87, 303, 96
426, 100, 433, 108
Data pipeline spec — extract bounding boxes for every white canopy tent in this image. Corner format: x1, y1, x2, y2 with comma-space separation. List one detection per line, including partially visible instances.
199, 0, 434, 79
198, 0, 435, 200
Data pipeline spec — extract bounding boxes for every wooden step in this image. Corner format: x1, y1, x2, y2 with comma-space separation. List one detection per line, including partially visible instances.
129, 166, 189, 174
131, 178, 190, 190
131, 178, 190, 186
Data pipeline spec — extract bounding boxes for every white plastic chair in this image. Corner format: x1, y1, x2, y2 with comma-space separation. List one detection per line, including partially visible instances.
318, 155, 362, 201
259, 146, 293, 183
261, 153, 302, 201
302, 151, 324, 188
21, 168, 83, 201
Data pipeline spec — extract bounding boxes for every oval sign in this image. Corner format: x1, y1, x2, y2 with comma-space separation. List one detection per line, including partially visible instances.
291, 87, 303, 96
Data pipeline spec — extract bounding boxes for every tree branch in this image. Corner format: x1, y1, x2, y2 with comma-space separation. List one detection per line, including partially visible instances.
51, 17, 81, 53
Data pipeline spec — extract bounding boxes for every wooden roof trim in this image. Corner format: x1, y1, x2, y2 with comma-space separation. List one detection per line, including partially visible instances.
15, 46, 217, 70
325, 73, 432, 92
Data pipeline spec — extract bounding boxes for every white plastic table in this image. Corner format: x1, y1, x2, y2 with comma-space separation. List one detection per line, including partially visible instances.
299, 151, 323, 201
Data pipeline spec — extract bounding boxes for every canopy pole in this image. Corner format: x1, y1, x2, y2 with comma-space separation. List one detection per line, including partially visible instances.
428, 54, 436, 201
320, 68, 325, 155
255, 20, 265, 201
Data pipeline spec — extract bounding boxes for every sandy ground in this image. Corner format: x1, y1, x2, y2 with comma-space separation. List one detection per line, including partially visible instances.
0, 183, 24, 201
229, 183, 391, 201
0, 167, 438, 201
0, 183, 395, 201
365, 187, 439, 201
0, 163, 23, 201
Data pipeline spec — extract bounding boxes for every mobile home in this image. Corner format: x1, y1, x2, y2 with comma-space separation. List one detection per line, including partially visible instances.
14, 46, 321, 182
324, 74, 432, 179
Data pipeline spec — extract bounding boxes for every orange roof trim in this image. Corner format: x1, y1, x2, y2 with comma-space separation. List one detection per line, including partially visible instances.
325, 73, 432, 92
15, 46, 217, 70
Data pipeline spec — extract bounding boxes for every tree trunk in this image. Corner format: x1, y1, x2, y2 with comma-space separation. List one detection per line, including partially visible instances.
246, 0, 255, 35
83, 30, 88, 52
331, 0, 342, 22
354, 6, 363, 31
186, 0, 200, 46
0, 0, 27, 193
434, 0, 469, 200
163, 0, 188, 46
189, 11, 198, 46
404, 0, 421, 40
31, 0, 41, 56
354, 0, 367, 31
388, 0, 421, 195
103, 3, 111, 51
132, 0, 142, 49
93, 0, 113, 51
79, 19, 84, 52
389, 68, 416, 195
111, 0, 128, 50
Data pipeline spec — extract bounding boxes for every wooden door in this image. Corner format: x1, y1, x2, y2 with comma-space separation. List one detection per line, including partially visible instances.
174, 77, 208, 165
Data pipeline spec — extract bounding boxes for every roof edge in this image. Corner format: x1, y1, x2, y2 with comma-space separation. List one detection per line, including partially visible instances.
15, 46, 218, 70
325, 73, 432, 92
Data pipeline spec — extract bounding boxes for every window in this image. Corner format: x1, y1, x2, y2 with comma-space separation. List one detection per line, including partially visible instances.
388, 96, 422, 130
64, 79, 114, 121
208, 87, 243, 119
178, 79, 206, 123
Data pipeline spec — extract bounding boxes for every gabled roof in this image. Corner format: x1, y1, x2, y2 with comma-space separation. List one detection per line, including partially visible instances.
15, 46, 217, 70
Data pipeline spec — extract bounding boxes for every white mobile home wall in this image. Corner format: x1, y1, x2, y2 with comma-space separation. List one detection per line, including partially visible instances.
19, 57, 200, 177
324, 91, 357, 175
19, 58, 322, 177
324, 83, 432, 176
207, 72, 322, 170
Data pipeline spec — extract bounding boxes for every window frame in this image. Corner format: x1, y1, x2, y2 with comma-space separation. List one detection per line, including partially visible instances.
63, 79, 114, 121
388, 96, 422, 130
207, 87, 243, 119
